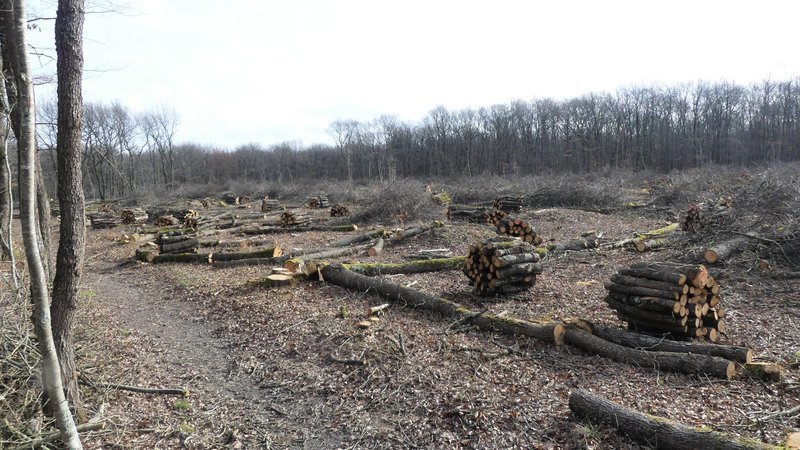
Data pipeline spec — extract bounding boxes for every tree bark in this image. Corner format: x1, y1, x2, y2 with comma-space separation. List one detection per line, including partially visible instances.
343, 256, 466, 276
704, 236, 752, 264
569, 389, 777, 449
591, 325, 752, 363
0, 61, 11, 261
3, 0, 83, 446
51, 0, 87, 422
564, 329, 735, 379
320, 263, 565, 344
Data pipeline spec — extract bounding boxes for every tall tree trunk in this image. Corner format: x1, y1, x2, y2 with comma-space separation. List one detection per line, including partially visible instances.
2, 0, 83, 447
0, 71, 10, 261
51, 0, 86, 421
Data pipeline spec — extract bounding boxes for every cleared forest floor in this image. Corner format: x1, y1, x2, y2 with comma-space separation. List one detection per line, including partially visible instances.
67, 203, 799, 449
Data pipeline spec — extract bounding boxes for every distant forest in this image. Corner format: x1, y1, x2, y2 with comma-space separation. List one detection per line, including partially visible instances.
34, 78, 800, 199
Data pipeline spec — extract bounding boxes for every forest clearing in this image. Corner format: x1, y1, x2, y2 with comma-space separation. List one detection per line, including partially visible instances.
3, 167, 798, 449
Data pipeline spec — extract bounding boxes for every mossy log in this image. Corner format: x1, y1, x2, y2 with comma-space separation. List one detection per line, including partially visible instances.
569, 389, 778, 449
591, 325, 752, 363
320, 263, 565, 344
343, 256, 466, 276
564, 328, 735, 379
283, 243, 373, 272
135, 249, 210, 264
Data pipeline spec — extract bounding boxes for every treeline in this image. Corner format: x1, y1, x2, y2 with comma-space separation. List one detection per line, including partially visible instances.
35, 78, 800, 199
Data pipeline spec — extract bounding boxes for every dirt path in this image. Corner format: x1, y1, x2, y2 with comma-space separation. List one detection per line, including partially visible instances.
81, 262, 339, 448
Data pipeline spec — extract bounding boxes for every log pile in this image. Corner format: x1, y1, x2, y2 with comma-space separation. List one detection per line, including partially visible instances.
680, 204, 709, 233
446, 204, 494, 223
604, 262, 725, 342
261, 197, 282, 212
306, 195, 330, 209
157, 233, 199, 254
493, 195, 523, 213
463, 239, 543, 295
89, 212, 120, 229
154, 215, 180, 227
221, 192, 240, 205
279, 210, 312, 227
493, 215, 541, 243
330, 204, 350, 217
120, 208, 148, 224
183, 210, 201, 230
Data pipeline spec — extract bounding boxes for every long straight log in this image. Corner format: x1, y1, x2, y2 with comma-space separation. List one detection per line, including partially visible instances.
210, 246, 282, 261
136, 250, 210, 264
495, 262, 543, 279
618, 266, 687, 285
564, 329, 735, 379
283, 243, 373, 272
545, 237, 599, 253
387, 221, 444, 245
610, 294, 684, 314
343, 256, 466, 276
320, 263, 565, 343
605, 297, 687, 324
591, 325, 752, 363
569, 389, 776, 449
327, 229, 385, 247
617, 311, 689, 335
610, 274, 688, 294
605, 282, 680, 300
243, 224, 358, 235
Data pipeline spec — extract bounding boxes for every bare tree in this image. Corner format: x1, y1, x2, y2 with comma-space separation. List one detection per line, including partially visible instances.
0, 0, 82, 447
51, 0, 87, 422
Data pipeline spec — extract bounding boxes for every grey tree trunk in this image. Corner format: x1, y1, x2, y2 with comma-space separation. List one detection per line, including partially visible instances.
0, 72, 10, 261
51, 0, 87, 421
2, 0, 83, 447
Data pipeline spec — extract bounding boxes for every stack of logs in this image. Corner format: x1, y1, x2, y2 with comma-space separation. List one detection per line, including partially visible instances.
446, 204, 496, 223
89, 212, 120, 229
494, 215, 541, 244
330, 204, 350, 217
261, 197, 282, 212
680, 204, 709, 233
157, 232, 199, 254
154, 215, 180, 227
463, 239, 543, 295
279, 210, 312, 227
120, 208, 148, 224
307, 196, 330, 209
604, 263, 725, 342
184, 210, 201, 230
493, 195, 523, 213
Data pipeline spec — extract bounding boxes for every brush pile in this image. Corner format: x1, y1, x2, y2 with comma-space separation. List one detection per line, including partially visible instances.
463, 239, 542, 295
604, 262, 725, 342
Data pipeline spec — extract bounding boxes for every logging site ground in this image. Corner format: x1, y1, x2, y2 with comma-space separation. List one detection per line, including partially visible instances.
3, 167, 800, 449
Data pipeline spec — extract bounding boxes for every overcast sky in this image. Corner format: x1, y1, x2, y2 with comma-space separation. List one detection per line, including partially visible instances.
27, 0, 800, 149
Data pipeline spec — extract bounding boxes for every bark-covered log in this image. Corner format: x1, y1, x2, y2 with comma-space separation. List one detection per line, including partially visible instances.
387, 221, 444, 244
564, 329, 735, 379
283, 243, 373, 272
209, 246, 282, 261
618, 265, 687, 285
743, 362, 784, 382
610, 274, 689, 294
544, 237, 599, 253
604, 282, 681, 300
569, 389, 777, 449
327, 229, 386, 247
321, 263, 565, 343
367, 237, 384, 257
605, 297, 687, 325
591, 325, 752, 363
343, 256, 466, 276
704, 236, 753, 264
609, 293, 684, 314
136, 250, 210, 264
242, 224, 358, 234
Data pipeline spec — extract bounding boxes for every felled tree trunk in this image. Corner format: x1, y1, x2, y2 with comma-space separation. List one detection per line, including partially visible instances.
320, 263, 565, 343
343, 256, 465, 276
704, 236, 753, 264
564, 329, 735, 379
569, 389, 777, 450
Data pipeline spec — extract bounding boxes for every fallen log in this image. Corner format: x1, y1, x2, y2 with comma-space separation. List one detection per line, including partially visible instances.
367, 238, 384, 257
704, 236, 753, 264
242, 224, 358, 235
743, 362, 784, 382
135, 250, 210, 264
569, 389, 778, 450
544, 237, 600, 254
210, 246, 282, 261
591, 324, 752, 363
386, 221, 444, 245
283, 243, 373, 272
564, 329, 735, 379
327, 229, 385, 247
343, 256, 466, 276
320, 263, 565, 344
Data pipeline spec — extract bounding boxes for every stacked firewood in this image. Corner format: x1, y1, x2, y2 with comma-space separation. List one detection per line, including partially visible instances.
679, 204, 709, 233
330, 204, 350, 217
154, 215, 180, 227
604, 263, 725, 342
89, 212, 120, 229
306, 196, 330, 209
157, 232, 199, 254
493, 195, 523, 213
493, 216, 541, 244
261, 197, 282, 212
221, 192, 240, 205
463, 239, 542, 295
120, 208, 148, 224
239, 196, 252, 205
446, 204, 493, 222
279, 210, 312, 227
184, 210, 201, 230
